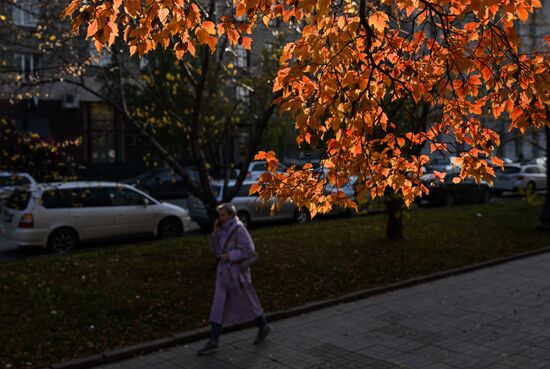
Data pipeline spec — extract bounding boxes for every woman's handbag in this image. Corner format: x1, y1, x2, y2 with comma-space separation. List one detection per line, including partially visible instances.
221, 225, 259, 271
238, 253, 259, 271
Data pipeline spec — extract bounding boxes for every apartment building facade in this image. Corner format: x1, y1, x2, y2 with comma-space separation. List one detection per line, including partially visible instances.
0, 0, 138, 179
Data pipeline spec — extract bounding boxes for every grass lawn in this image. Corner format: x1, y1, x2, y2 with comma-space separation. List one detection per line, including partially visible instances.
1, 199, 549, 368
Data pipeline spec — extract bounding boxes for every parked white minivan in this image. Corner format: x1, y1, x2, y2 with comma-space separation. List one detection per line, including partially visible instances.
0, 182, 191, 253
0, 172, 37, 209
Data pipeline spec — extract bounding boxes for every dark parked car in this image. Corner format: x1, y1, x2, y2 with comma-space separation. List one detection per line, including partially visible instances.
421, 168, 492, 206
121, 168, 195, 200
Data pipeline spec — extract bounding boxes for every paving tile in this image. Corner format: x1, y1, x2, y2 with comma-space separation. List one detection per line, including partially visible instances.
89, 252, 550, 369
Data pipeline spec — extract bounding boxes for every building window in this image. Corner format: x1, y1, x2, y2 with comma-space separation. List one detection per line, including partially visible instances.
14, 53, 41, 81
87, 103, 117, 163
17, 117, 51, 137
12, 0, 39, 27
236, 85, 250, 104
234, 46, 248, 68
89, 42, 112, 67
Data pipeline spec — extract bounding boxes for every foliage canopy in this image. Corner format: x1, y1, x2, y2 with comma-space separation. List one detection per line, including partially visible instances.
64, 0, 550, 216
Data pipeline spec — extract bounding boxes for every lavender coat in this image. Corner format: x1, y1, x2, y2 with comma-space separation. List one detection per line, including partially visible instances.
208, 217, 264, 325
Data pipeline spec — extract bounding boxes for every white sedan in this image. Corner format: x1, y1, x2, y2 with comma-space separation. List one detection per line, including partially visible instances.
493, 164, 547, 196
0, 181, 191, 253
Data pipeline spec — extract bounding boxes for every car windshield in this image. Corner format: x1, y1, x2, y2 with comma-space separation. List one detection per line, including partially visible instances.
6, 189, 31, 210
0, 175, 30, 187
500, 166, 521, 174
211, 184, 252, 199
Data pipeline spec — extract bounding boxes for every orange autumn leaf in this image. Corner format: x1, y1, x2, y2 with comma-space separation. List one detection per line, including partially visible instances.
240, 36, 252, 50
236, 3, 247, 18
204, 36, 217, 53
249, 183, 262, 195
368, 12, 388, 33
202, 21, 216, 35
63, 0, 79, 18
62, 0, 550, 218
86, 20, 99, 38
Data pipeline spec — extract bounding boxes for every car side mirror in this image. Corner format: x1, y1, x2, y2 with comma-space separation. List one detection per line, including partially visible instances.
143, 198, 150, 207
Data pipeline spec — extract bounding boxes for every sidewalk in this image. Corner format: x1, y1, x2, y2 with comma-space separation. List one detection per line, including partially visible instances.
98, 252, 550, 369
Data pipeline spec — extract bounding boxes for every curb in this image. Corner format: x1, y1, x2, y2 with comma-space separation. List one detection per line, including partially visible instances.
46, 245, 550, 369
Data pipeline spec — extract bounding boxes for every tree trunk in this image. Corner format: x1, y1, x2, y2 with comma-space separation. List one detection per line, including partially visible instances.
538, 122, 550, 231
384, 189, 404, 240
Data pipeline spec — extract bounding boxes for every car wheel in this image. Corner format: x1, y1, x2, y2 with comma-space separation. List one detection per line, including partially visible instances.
237, 211, 251, 228
493, 189, 503, 197
443, 191, 456, 206
526, 181, 536, 196
48, 228, 79, 254
158, 217, 183, 239
479, 189, 491, 203
294, 208, 310, 224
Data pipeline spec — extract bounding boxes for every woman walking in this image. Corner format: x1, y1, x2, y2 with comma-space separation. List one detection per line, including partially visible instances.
198, 203, 271, 355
